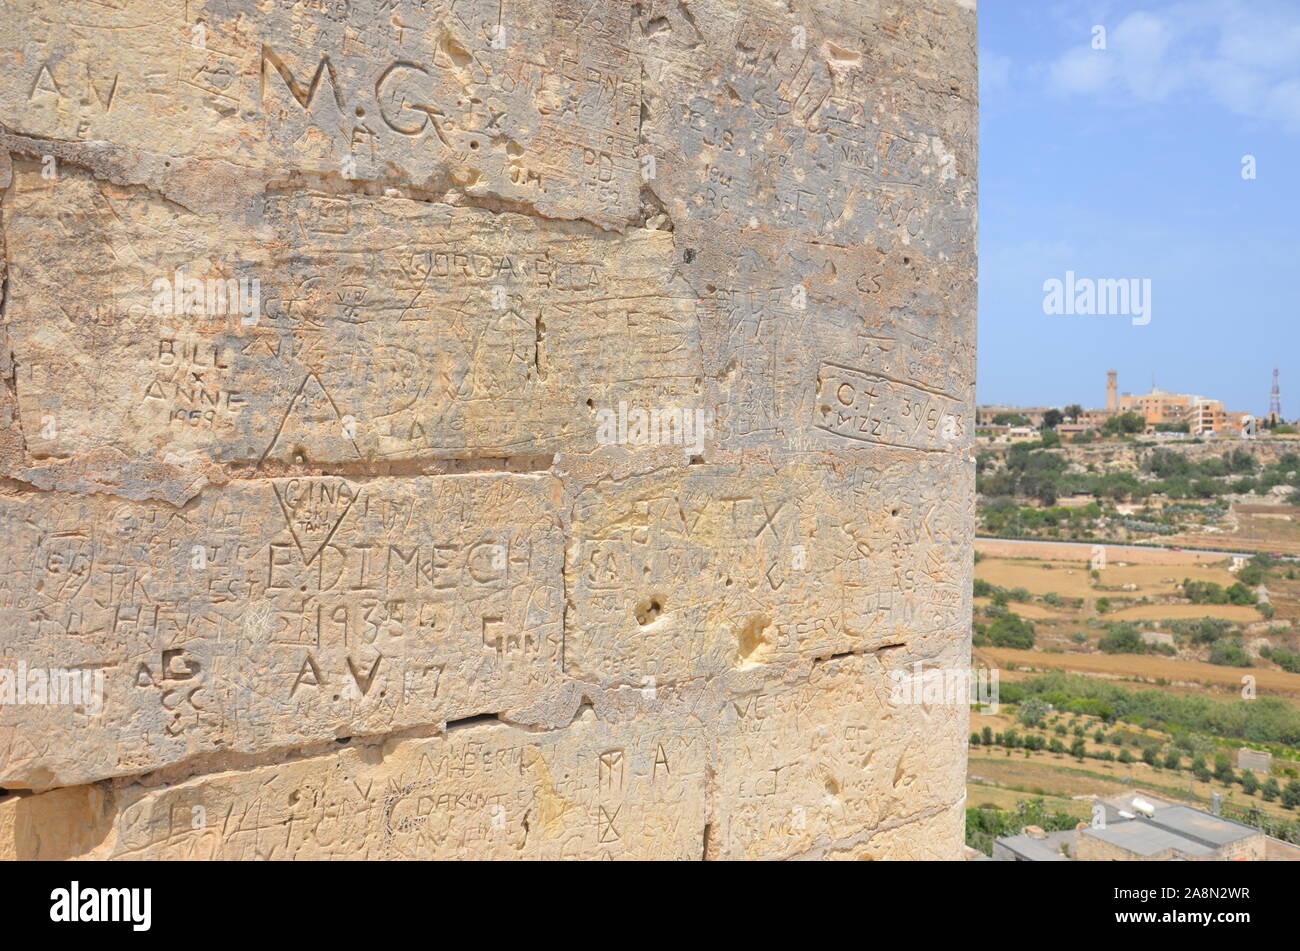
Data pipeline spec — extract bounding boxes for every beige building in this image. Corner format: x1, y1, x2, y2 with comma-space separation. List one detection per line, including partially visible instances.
994, 791, 1280, 861
1187, 397, 1229, 436
1080, 408, 1117, 430
1114, 381, 1244, 436
1119, 388, 1194, 430
1076, 805, 1264, 861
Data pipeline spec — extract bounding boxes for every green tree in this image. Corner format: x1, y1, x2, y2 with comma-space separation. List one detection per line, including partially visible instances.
1018, 697, 1050, 728
1070, 738, 1087, 759
1283, 780, 1300, 809
1163, 750, 1181, 770
1103, 411, 1146, 436
1263, 777, 1282, 802
1241, 771, 1260, 796
1214, 754, 1236, 785
1192, 755, 1211, 782
993, 412, 1031, 426
981, 726, 994, 746
1118, 748, 1136, 764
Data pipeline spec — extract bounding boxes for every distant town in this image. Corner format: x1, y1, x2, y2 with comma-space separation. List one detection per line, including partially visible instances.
967, 364, 1300, 862
978, 370, 1293, 443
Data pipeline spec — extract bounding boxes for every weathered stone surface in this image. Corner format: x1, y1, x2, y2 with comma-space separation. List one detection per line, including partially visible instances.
0, 653, 963, 860
0, 0, 976, 860
567, 455, 972, 686
709, 652, 968, 860
0, 709, 709, 860
0, 0, 642, 226
0, 474, 567, 788
3, 160, 697, 489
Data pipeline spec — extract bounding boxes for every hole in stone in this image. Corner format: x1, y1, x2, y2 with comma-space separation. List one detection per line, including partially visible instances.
735, 615, 772, 667
634, 597, 664, 625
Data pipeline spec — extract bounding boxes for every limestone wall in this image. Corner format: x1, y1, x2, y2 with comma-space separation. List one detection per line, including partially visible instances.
0, 0, 976, 860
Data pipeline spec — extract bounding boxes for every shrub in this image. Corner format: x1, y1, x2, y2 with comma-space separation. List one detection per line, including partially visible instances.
988, 613, 1036, 649
965, 798, 1080, 856
1209, 643, 1253, 668
1099, 622, 1145, 654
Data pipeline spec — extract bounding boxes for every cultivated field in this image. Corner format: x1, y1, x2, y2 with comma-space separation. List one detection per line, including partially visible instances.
978, 646, 1300, 697
1168, 503, 1300, 556
968, 708, 1300, 826
970, 542, 1300, 832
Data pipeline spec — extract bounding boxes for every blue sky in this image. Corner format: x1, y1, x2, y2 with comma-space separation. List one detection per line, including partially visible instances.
979, 0, 1300, 416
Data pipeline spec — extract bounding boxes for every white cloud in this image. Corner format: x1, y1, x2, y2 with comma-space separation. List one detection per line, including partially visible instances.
1049, 46, 1112, 94
1044, 0, 1300, 132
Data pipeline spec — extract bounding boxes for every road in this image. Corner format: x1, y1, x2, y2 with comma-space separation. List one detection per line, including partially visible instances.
977, 537, 1244, 558
973, 536, 1260, 565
